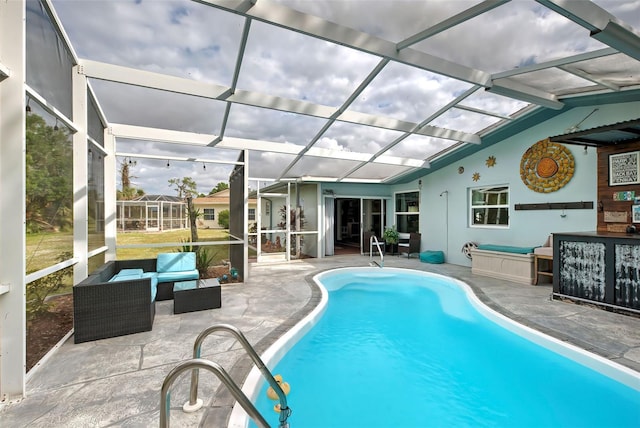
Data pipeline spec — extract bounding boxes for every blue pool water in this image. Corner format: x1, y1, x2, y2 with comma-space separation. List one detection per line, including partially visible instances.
249, 268, 640, 428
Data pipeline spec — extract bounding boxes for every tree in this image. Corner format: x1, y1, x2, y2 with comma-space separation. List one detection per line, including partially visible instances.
218, 209, 230, 229
169, 176, 199, 243
120, 158, 136, 191
169, 176, 198, 198
116, 187, 146, 200
117, 158, 145, 200
209, 182, 229, 195
25, 113, 73, 232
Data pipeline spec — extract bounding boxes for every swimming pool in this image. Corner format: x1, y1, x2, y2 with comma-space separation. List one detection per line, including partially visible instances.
232, 267, 640, 428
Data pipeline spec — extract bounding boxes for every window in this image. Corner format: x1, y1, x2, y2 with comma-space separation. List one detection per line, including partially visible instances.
248, 208, 256, 221
203, 208, 215, 220
470, 186, 509, 227
395, 191, 419, 233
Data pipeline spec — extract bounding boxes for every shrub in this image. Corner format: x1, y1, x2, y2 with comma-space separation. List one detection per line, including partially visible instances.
179, 240, 217, 278
383, 226, 399, 244
194, 247, 216, 278
218, 209, 230, 229
26, 251, 73, 320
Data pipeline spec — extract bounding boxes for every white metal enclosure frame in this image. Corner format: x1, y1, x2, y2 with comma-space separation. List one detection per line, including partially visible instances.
1, 0, 640, 402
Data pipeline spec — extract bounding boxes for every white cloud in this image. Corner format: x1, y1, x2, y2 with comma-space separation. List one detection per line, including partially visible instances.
51, 0, 640, 188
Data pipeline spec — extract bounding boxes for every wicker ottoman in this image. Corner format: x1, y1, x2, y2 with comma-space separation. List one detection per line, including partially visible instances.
173, 279, 221, 314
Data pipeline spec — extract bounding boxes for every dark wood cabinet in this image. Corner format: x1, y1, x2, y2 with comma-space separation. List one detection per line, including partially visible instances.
553, 232, 640, 313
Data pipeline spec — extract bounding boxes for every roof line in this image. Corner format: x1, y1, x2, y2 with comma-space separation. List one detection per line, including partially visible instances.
389, 88, 640, 184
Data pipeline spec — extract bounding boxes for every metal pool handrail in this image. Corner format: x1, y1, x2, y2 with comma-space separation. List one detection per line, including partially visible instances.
370, 235, 384, 268
184, 323, 291, 428
159, 358, 270, 428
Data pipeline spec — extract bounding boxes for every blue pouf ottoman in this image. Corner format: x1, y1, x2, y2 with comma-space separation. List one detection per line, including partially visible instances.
420, 250, 445, 264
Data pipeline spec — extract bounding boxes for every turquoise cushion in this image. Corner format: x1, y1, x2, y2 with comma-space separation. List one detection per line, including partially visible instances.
420, 250, 445, 264
108, 272, 158, 301
477, 244, 537, 254
156, 252, 196, 273
118, 268, 144, 276
109, 273, 142, 282
157, 269, 199, 283
141, 272, 158, 301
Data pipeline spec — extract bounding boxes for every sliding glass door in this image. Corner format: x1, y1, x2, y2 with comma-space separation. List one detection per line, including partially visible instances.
361, 198, 385, 254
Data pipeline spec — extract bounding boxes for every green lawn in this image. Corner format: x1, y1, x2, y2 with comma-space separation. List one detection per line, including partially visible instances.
115, 229, 233, 263
26, 232, 73, 274
26, 228, 240, 274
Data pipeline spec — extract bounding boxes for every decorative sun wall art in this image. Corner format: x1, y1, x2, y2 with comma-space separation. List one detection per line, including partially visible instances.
472, 172, 480, 181
486, 156, 496, 167
520, 139, 575, 193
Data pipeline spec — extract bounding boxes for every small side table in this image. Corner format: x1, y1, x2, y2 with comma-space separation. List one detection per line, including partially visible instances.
173, 279, 221, 314
534, 254, 553, 285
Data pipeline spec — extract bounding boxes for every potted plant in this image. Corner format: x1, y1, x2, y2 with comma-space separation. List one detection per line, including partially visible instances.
383, 226, 399, 255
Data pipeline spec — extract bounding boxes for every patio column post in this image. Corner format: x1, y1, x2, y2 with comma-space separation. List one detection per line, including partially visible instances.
243, 149, 249, 278
104, 130, 117, 260
0, 0, 27, 401
72, 65, 89, 284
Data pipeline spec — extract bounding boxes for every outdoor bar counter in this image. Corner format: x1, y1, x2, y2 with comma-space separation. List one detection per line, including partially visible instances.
553, 232, 640, 313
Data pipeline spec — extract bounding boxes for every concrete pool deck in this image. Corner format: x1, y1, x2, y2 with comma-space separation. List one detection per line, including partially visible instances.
2, 255, 640, 427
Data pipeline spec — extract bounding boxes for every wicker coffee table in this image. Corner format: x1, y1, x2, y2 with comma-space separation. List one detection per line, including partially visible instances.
173, 279, 221, 314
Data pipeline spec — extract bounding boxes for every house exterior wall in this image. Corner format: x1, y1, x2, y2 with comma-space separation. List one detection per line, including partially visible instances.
321, 182, 391, 198
398, 100, 640, 267
197, 202, 229, 229
315, 183, 394, 257
266, 101, 639, 265
196, 201, 257, 229
320, 182, 394, 229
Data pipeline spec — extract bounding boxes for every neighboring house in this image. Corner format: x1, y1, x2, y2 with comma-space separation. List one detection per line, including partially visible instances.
193, 189, 257, 229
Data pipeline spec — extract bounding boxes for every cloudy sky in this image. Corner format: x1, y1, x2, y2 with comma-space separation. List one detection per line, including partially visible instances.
49, 0, 640, 195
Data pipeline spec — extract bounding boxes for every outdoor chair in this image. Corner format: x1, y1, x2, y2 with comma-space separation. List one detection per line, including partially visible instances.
398, 232, 421, 258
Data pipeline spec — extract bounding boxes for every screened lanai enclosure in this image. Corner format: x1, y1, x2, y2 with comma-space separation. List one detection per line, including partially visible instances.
1, 0, 640, 402
251, 181, 320, 262
117, 195, 188, 232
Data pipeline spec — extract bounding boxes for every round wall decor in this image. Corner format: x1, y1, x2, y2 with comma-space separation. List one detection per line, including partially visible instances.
520, 139, 574, 193
461, 241, 478, 259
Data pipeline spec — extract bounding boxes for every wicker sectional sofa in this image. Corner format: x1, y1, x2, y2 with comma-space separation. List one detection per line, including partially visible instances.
73, 253, 199, 343
73, 259, 157, 343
